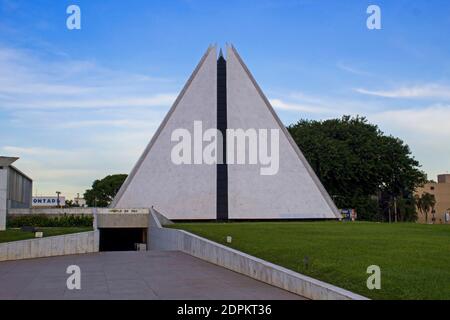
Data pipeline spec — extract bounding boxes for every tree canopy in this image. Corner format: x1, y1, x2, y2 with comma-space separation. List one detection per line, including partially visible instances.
287, 116, 426, 221
84, 174, 128, 207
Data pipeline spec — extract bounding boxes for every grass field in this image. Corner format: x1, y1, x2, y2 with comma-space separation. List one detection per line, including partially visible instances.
169, 221, 450, 300
0, 227, 93, 243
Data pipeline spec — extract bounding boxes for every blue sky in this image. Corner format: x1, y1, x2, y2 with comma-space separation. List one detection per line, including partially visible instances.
1, 0, 450, 198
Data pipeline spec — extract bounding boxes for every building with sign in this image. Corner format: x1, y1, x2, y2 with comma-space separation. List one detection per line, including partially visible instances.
32, 196, 66, 208
415, 174, 450, 224
0, 156, 33, 230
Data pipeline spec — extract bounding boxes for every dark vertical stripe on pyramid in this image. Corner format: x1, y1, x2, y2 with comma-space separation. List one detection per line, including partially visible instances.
216, 52, 228, 220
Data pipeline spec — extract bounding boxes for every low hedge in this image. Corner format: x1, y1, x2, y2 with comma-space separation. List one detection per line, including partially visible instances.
7, 214, 94, 228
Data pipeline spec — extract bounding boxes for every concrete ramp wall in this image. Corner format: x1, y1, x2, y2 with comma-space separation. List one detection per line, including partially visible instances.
148, 209, 368, 300
0, 231, 99, 262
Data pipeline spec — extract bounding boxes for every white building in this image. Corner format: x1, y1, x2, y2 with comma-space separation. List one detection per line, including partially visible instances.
0, 157, 33, 230
111, 45, 340, 221
74, 195, 87, 207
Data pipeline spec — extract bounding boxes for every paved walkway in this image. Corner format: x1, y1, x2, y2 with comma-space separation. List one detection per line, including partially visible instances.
0, 251, 304, 300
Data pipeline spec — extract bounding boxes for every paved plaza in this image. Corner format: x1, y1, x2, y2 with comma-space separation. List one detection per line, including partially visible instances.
0, 250, 304, 300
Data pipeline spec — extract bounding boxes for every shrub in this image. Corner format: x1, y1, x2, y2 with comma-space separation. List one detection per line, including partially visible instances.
7, 214, 93, 228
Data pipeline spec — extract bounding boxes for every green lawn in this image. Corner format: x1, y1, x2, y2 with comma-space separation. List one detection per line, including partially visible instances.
169, 221, 450, 300
0, 227, 93, 243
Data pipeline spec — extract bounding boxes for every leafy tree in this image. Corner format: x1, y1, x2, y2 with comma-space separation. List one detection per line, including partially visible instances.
415, 192, 436, 223
65, 199, 80, 208
84, 174, 128, 207
287, 116, 426, 221
396, 196, 417, 222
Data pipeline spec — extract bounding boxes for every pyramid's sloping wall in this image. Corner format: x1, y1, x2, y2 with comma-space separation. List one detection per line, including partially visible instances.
226, 46, 339, 219
112, 45, 340, 220
112, 47, 218, 219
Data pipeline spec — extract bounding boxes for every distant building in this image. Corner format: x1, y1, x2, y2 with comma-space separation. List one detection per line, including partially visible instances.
415, 174, 450, 224
0, 156, 33, 230
74, 195, 87, 207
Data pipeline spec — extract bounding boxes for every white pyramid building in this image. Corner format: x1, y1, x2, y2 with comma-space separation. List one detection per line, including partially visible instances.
111, 45, 340, 220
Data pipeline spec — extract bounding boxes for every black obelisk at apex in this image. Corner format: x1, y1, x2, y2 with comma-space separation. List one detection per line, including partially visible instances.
216, 49, 228, 220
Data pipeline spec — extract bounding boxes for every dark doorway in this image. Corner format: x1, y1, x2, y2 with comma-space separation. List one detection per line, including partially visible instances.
99, 228, 147, 251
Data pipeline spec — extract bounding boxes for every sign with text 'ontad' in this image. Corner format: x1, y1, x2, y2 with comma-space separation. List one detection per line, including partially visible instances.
32, 196, 65, 207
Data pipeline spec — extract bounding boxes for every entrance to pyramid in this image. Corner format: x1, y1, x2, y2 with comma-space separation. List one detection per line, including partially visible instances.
99, 228, 147, 251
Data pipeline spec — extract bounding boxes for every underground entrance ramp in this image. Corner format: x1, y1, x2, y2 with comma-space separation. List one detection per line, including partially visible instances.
0, 251, 304, 299
99, 228, 147, 251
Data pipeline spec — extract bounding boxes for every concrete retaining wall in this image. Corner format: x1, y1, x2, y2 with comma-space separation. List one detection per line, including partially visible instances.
0, 231, 99, 262
148, 209, 368, 300
8, 207, 149, 219
96, 213, 149, 228
8, 208, 94, 217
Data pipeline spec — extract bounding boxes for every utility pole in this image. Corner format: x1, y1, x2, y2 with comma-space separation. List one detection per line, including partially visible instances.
56, 191, 61, 208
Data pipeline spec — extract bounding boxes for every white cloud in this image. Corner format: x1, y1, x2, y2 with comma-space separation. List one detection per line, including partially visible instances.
269, 91, 378, 116
355, 84, 450, 99
269, 98, 331, 114
0, 45, 176, 198
58, 119, 152, 129
271, 90, 450, 179
337, 62, 373, 76
2, 146, 65, 157
0, 46, 177, 111
370, 105, 450, 180
1, 143, 147, 199
371, 105, 450, 138
5, 94, 177, 110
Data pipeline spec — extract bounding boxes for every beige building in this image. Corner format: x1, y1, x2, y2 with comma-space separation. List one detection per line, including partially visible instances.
415, 174, 450, 224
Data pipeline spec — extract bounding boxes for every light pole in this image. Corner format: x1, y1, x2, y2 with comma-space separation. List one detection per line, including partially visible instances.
56, 191, 61, 208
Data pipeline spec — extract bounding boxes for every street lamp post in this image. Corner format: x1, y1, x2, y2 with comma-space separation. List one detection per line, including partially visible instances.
56, 191, 61, 208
